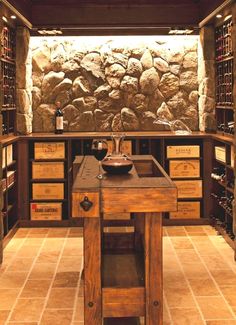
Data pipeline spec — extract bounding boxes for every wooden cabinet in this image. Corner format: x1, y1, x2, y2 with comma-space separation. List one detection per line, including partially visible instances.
1, 138, 18, 241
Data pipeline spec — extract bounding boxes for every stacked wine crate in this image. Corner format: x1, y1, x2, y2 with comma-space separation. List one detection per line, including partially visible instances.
166, 144, 202, 220
30, 142, 66, 221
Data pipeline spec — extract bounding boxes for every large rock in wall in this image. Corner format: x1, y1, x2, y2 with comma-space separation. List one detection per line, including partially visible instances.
31, 37, 199, 132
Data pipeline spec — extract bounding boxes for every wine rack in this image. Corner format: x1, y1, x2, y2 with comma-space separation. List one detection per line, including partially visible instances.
211, 140, 235, 247
0, 23, 16, 135
215, 16, 234, 137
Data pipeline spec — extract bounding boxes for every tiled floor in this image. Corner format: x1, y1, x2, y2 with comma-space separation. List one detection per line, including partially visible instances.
0, 226, 236, 324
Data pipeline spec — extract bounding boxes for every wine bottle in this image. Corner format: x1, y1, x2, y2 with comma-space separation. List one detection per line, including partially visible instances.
55, 101, 63, 134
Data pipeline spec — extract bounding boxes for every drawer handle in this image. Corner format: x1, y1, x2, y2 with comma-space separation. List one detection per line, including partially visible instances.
80, 196, 93, 211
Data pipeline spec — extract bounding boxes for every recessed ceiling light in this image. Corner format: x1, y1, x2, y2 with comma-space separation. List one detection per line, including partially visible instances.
2, 16, 8, 22
224, 14, 232, 21
216, 14, 222, 18
10, 15, 16, 19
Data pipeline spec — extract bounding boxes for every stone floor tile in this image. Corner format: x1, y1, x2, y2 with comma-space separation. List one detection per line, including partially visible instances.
36, 251, 61, 264
165, 286, 197, 308
7, 257, 35, 272
188, 277, 220, 296
53, 271, 80, 288
46, 288, 76, 309
40, 309, 73, 325
57, 256, 83, 272
170, 237, 194, 250
15, 245, 41, 258
73, 297, 84, 322
210, 269, 236, 287
29, 263, 57, 280
175, 249, 201, 264
0, 310, 10, 324
219, 286, 236, 307
20, 279, 51, 298
9, 298, 45, 322
0, 288, 20, 309
181, 262, 209, 279
196, 296, 234, 320
169, 307, 204, 325
0, 272, 28, 289
206, 321, 236, 324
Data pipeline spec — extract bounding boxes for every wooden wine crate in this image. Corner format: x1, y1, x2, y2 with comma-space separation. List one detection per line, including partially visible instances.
7, 170, 16, 187
30, 202, 62, 220
215, 146, 226, 163
107, 140, 132, 155
174, 180, 202, 198
34, 142, 65, 160
169, 160, 200, 178
6, 144, 13, 165
170, 201, 200, 219
32, 162, 64, 179
167, 145, 200, 158
32, 183, 64, 200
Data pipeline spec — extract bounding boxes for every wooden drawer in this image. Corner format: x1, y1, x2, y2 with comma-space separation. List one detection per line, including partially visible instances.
215, 146, 226, 163
32, 162, 64, 179
32, 183, 64, 200
167, 145, 200, 158
174, 180, 202, 198
169, 160, 200, 178
31, 202, 62, 220
170, 201, 200, 219
34, 142, 65, 159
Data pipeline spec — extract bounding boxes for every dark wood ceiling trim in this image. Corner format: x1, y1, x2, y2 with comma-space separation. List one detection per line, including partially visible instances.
199, 0, 233, 27
2, 0, 32, 28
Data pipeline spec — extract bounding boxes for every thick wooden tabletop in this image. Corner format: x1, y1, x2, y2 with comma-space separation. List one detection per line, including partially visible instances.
72, 155, 177, 214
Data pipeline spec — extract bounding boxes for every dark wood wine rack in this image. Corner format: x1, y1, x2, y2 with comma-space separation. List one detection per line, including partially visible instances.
0, 23, 16, 135
215, 16, 234, 137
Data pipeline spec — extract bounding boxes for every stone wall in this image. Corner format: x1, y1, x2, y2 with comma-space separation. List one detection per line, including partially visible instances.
30, 36, 199, 132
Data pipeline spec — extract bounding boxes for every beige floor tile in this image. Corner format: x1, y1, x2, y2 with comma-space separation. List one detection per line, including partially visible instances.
210, 269, 236, 287
188, 277, 220, 296
182, 262, 209, 279
170, 237, 194, 249
7, 323, 38, 325
40, 309, 73, 325
7, 257, 35, 272
0, 310, 10, 324
0, 272, 28, 289
169, 307, 204, 325
73, 297, 84, 322
201, 254, 231, 271
175, 249, 201, 264
166, 226, 186, 236
36, 251, 60, 264
9, 298, 45, 322
53, 271, 80, 287
219, 286, 236, 307
0, 288, 20, 309
46, 288, 76, 308
24, 237, 45, 246
47, 228, 68, 238
165, 286, 197, 308
20, 279, 51, 298
29, 263, 57, 279
184, 226, 205, 233
57, 256, 83, 272
196, 296, 234, 320
16, 245, 41, 258
68, 227, 83, 237
13, 228, 30, 238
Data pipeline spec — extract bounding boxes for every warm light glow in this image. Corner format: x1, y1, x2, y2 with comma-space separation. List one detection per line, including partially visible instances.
37, 29, 63, 35
216, 14, 222, 18
224, 14, 232, 21
10, 15, 16, 19
169, 27, 194, 35
2, 16, 8, 22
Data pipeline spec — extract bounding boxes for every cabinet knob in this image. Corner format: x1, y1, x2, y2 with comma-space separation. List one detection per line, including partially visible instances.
80, 196, 93, 211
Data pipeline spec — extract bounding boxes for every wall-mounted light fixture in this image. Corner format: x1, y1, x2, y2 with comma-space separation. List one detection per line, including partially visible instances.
168, 27, 194, 35
37, 29, 63, 35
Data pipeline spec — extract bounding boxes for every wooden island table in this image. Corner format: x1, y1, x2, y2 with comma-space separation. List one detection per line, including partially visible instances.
72, 155, 177, 325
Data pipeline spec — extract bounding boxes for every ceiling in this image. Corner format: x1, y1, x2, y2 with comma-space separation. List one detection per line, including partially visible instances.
6, 0, 227, 34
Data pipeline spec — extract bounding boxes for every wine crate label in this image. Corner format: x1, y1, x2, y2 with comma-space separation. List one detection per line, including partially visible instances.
31, 202, 62, 220
169, 160, 200, 178
107, 140, 132, 155
34, 142, 65, 159
174, 180, 202, 198
231, 145, 234, 168
32, 162, 64, 179
2, 147, 6, 169
6, 144, 13, 165
32, 183, 64, 200
167, 145, 200, 158
215, 146, 226, 163
170, 201, 200, 219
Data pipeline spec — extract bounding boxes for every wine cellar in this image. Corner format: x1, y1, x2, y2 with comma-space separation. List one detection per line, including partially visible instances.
0, 0, 236, 324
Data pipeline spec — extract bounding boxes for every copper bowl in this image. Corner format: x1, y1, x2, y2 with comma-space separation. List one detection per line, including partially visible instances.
101, 158, 133, 174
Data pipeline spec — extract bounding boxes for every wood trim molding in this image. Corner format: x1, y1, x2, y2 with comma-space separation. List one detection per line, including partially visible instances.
1, 0, 32, 28
199, 0, 234, 27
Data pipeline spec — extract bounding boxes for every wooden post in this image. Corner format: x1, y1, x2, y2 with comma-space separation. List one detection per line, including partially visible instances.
84, 217, 102, 325
145, 213, 163, 325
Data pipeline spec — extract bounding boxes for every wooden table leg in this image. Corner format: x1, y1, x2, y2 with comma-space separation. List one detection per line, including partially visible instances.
84, 217, 102, 325
144, 213, 162, 325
